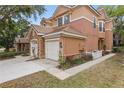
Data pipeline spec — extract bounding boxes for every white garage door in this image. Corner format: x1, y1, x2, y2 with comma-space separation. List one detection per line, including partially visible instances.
45, 40, 59, 61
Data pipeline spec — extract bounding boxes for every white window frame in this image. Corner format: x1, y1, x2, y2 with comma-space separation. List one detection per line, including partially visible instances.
64, 14, 70, 24
57, 14, 70, 26
98, 21, 104, 32
57, 16, 63, 26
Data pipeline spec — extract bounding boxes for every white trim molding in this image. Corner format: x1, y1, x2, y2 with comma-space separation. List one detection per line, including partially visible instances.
37, 33, 44, 35
88, 6, 100, 16
106, 29, 112, 31
45, 38, 60, 42
98, 21, 105, 32
57, 14, 71, 26
70, 16, 98, 25
44, 31, 87, 39
53, 16, 99, 27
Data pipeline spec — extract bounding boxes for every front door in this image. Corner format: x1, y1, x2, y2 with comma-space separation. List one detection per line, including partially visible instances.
30, 40, 38, 58
98, 39, 104, 50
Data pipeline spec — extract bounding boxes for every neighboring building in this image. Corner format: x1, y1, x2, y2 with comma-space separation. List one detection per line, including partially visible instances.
15, 5, 113, 61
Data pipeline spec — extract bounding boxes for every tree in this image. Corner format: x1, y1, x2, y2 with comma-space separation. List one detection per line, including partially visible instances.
0, 6, 46, 51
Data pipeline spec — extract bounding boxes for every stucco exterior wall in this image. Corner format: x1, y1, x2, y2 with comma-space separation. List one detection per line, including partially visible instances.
69, 18, 99, 51
32, 5, 113, 59
105, 21, 113, 50
53, 6, 69, 17
71, 6, 98, 23
69, 18, 113, 51
52, 6, 99, 27
60, 36, 85, 56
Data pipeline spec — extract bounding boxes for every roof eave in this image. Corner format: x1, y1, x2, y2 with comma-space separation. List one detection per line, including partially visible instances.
44, 31, 87, 39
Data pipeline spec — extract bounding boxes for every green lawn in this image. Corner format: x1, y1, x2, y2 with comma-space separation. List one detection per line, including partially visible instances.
0, 54, 124, 88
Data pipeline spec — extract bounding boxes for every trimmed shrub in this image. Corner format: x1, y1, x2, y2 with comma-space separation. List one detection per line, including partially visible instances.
58, 62, 71, 70
0, 52, 16, 59
81, 53, 93, 61
58, 52, 66, 65
72, 58, 85, 65
0, 45, 3, 48
102, 51, 110, 56
0, 51, 27, 59
112, 46, 124, 53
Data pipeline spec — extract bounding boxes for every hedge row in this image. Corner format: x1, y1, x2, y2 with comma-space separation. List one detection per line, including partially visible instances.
0, 51, 27, 59
112, 46, 124, 53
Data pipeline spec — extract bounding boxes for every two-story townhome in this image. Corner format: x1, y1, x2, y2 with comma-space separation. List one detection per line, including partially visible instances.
15, 5, 113, 61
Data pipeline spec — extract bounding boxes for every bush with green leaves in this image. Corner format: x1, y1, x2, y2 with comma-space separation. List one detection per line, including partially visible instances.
58, 52, 66, 65
0, 52, 16, 59
0, 45, 3, 48
72, 58, 85, 65
0, 51, 27, 59
112, 46, 124, 53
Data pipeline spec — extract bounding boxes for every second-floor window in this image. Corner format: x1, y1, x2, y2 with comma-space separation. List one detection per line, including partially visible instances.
57, 14, 70, 26
99, 21, 105, 32
64, 15, 70, 24
58, 17, 63, 26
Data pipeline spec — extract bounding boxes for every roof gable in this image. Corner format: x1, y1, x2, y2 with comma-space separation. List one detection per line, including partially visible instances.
52, 5, 70, 17
98, 8, 108, 19
52, 5, 100, 18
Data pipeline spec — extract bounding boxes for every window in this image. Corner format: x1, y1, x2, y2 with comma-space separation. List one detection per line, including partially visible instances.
58, 17, 63, 26
93, 17, 96, 28
64, 15, 70, 24
57, 14, 70, 26
99, 21, 105, 32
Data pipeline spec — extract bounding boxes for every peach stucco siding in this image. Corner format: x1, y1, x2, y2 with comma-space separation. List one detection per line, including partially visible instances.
53, 6, 69, 17
17, 6, 113, 60
105, 30, 113, 50
52, 6, 99, 27
71, 6, 98, 23
68, 18, 112, 52
69, 18, 99, 51
105, 20, 113, 50
44, 5, 113, 58
60, 36, 85, 56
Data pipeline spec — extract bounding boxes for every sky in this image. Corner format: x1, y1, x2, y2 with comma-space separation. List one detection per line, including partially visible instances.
29, 5, 99, 25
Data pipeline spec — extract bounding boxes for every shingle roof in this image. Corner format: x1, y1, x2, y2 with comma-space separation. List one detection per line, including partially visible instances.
32, 24, 52, 35
45, 25, 83, 36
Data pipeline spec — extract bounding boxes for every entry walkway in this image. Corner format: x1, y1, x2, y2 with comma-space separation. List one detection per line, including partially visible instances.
39, 53, 115, 80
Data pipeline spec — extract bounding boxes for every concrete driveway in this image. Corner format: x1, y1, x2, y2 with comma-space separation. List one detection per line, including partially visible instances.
0, 54, 115, 83
0, 56, 44, 84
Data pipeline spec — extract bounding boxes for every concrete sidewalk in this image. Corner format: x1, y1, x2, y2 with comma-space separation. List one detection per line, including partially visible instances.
44, 53, 115, 80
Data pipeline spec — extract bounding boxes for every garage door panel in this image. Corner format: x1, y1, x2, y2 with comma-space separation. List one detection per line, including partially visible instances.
45, 41, 59, 61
